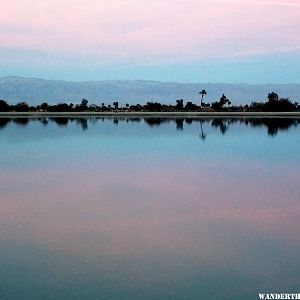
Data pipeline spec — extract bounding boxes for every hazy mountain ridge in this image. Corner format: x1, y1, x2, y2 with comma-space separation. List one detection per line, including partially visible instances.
1, 76, 299, 106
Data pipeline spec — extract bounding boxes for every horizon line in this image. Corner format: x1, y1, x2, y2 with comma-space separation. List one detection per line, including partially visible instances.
1, 75, 300, 86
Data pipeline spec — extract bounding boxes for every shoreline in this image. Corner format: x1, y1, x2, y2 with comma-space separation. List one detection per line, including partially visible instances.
1, 112, 300, 118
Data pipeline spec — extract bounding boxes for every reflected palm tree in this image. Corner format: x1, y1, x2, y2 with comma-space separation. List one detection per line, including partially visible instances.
199, 120, 206, 141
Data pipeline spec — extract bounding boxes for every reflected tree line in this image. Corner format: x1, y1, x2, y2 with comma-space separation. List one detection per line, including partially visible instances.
0, 117, 299, 137
143, 118, 300, 137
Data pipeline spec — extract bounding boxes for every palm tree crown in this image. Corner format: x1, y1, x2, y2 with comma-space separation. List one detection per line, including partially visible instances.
199, 90, 207, 107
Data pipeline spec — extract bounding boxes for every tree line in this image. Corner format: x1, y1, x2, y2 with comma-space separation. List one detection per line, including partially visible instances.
0, 91, 299, 112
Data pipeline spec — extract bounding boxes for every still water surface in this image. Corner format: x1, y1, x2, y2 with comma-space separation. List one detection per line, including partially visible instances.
0, 117, 300, 299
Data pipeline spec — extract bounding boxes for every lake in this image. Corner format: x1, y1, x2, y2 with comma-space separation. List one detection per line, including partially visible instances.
0, 117, 300, 299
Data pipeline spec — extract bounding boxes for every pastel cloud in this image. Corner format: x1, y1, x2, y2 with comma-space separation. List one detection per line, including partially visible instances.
0, 0, 299, 62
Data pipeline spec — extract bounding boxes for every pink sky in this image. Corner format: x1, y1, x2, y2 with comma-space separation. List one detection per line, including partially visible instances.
1, 0, 299, 62
0, 0, 299, 82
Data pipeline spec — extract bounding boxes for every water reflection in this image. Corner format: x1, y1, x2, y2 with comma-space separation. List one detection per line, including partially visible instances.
246, 118, 298, 136
200, 121, 206, 141
211, 118, 228, 135
0, 116, 299, 137
38, 117, 48, 126
50, 117, 69, 126
0, 118, 10, 129
175, 119, 184, 130
13, 118, 30, 126
0, 116, 300, 299
144, 117, 170, 127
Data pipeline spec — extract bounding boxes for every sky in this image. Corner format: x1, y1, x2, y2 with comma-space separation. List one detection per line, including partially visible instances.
0, 0, 299, 83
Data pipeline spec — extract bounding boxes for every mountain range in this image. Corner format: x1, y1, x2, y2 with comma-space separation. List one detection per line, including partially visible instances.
1, 76, 299, 106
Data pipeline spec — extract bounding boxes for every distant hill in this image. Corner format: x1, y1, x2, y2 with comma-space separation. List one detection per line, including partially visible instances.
0, 76, 299, 106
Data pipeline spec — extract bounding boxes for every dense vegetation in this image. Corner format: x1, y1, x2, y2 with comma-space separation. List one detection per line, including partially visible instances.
0, 91, 299, 112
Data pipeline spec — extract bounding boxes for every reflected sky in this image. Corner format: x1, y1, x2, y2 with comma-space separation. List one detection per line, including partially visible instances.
0, 117, 300, 299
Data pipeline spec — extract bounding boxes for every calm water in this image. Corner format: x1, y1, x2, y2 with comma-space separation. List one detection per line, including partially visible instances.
0, 117, 300, 300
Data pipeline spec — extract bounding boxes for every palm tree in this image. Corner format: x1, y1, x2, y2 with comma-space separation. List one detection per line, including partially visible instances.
199, 90, 207, 107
